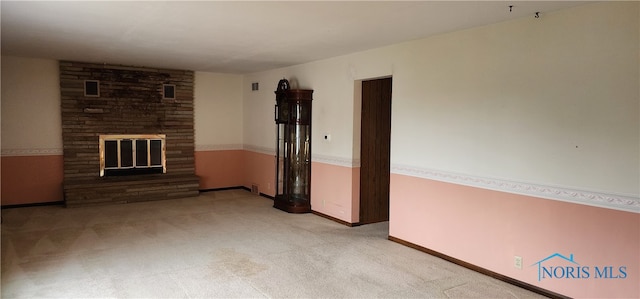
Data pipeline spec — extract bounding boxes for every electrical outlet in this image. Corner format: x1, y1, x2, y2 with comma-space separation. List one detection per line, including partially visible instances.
514, 256, 523, 269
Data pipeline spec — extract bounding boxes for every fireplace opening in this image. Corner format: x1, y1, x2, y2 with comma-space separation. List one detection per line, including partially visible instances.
100, 134, 166, 177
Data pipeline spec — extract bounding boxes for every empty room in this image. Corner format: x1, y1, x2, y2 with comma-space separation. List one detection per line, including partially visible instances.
1, 1, 638, 298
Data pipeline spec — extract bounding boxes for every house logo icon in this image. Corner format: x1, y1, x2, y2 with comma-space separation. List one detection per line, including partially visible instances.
532, 253, 580, 281
531, 253, 627, 280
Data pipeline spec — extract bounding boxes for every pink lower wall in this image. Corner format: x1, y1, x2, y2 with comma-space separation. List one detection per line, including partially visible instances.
242, 150, 276, 197
390, 173, 639, 298
2, 150, 272, 206
195, 150, 244, 190
351, 167, 360, 222
1, 155, 64, 206
310, 162, 359, 223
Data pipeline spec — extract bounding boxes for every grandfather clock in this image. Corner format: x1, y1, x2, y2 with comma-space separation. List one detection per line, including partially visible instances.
274, 79, 313, 213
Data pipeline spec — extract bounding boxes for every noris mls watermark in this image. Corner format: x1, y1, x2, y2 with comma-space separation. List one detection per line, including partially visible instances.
532, 253, 627, 281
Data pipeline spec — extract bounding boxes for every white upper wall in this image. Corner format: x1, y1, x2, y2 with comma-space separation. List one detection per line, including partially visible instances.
390, 1, 638, 195
242, 73, 281, 152
1, 56, 62, 154
243, 2, 639, 197
1, 57, 244, 154
194, 71, 243, 150
243, 57, 380, 158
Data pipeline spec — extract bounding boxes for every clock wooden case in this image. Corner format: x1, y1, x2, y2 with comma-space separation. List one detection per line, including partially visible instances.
274, 79, 313, 213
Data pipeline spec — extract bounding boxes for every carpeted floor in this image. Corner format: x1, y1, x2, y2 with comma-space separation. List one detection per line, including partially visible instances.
1, 189, 545, 298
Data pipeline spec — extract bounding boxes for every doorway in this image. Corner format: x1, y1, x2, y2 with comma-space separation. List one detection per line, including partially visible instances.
359, 77, 392, 225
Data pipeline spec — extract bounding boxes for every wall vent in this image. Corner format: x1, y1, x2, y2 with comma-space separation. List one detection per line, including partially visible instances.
163, 84, 176, 99
251, 184, 259, 194
251, 82, 259, 91
84, 80, 100, 97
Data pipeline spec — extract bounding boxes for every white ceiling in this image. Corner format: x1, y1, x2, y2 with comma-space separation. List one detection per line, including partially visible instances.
1, 1, 589, 74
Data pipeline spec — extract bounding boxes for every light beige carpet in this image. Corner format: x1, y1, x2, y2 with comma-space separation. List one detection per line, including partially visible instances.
1, 189, 545, 298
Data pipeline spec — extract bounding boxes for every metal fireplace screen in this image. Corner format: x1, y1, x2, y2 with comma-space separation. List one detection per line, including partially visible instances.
99, 134, 166, 177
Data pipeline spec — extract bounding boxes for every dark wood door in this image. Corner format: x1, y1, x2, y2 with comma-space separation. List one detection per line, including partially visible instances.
359, 77, 392, 224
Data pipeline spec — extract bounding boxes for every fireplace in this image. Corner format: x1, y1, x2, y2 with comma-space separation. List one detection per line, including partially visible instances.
60, 61, 200, 207
99, 134, 166, 177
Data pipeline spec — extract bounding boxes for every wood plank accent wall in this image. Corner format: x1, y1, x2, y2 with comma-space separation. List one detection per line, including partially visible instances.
60, 61, 199, 207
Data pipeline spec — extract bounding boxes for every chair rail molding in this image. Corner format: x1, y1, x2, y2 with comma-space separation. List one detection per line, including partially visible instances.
195, 144, 243, 151
1, 148, 64, 157
243, 144, 275, 156
391, 164, 640, 213
312, 154, 359, 168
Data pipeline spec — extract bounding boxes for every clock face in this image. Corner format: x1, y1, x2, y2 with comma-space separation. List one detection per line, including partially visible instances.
277, 101, 289, 123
